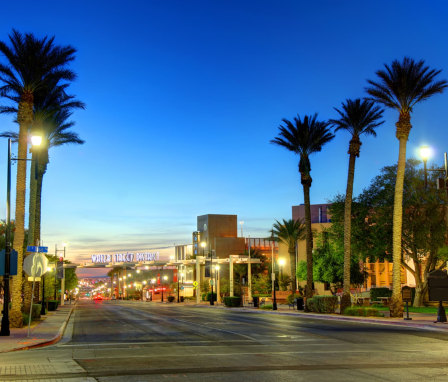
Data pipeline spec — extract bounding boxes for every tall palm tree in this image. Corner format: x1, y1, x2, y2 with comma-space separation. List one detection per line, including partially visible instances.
271, 114, 334, 299
366, 57, 447, 317
329, 99, 384, 313
0, 30, 76, 327
271, 219, 306, 292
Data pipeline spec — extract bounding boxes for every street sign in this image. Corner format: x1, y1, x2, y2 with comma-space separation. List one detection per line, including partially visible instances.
0, 249, 18, 276
23, 253, 48, 278
38, 246, 48, 253
402, 286, 413, 302
27, 246, 37, 253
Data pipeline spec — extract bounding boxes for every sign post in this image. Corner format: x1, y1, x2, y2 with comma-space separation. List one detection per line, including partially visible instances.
23, 253, 48, 337
402, 286, 412, 320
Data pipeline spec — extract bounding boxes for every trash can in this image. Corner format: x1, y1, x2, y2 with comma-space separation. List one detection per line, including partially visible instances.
253, 296, 259, 308
296, 297, 304, 311
180, 296, 184, 302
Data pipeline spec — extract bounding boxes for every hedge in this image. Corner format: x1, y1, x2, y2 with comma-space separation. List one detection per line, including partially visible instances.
370, 288, 392, 301
306, 295, 338, 313
344, 307, 384, 317
224, 296, 241, 307
31, 304, 42, 319
206, 292, 217, 302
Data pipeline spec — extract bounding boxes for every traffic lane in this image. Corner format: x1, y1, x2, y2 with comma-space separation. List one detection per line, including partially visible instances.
123, 302, 448, 345
69, 301, 448, 373
71, 301, 265, 344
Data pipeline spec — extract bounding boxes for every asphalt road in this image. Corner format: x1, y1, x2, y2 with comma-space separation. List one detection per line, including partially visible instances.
1, 300, 448, 381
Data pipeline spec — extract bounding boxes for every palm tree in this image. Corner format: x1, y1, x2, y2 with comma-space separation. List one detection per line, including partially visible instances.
271, 114, 334, 299
329, 99, 384, 313
366, 57, 447, 317
271, 219, 306, 292
0, 30, 76, 327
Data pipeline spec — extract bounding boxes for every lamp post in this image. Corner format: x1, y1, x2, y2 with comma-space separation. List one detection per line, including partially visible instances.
215, 265, 220, 304
162, 275, 168, 302
209, 248, 214, 306
419, 145, 432, 189
1, 135, 41, 336
55, 243, 66, 305
271, 233, 277, 311
0, 139, 12, 336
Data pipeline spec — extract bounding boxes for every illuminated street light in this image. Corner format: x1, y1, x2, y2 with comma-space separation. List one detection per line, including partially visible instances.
136, 269, 140, 274
419, 145, 432, 188
128, 273, 132, 277
279, 258, 285, 280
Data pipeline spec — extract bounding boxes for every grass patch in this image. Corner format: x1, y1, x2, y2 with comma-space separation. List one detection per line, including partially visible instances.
260, 304, 273, 310
371, 305, 440, 314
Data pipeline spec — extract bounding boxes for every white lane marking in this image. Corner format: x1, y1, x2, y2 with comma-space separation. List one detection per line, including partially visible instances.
72, 348, 429, 360
59, 338, 334, 347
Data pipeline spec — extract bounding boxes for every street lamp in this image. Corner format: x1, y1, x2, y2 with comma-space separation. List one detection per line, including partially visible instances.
419, 145, 432, 189
215, 265, 220, 303
162, 275, 168, 302
1, 136, 41, 336
279, 258, 285, 281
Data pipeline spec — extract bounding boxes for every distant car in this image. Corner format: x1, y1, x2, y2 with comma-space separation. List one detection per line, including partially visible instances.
94, 295, 103, 301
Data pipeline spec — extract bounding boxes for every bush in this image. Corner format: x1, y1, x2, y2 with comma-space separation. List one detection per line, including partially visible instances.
370, 288, 392, 301
344, 307, 384, 317
224, 296, 242, 307
206, 292, 217, 302
167, 296, 175, 302
32, 304, 41, 320
201, 293, 207, 301
253, 293, 271, 298
260, 304, 273, 310
22, 312, 30, 326
306, 295, 338, 313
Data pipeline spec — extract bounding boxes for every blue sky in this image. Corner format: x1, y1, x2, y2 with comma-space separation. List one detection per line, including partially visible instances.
0, 1, 447, 267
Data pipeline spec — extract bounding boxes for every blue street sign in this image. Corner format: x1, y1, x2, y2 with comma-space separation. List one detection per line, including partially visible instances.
38, 246, 48, 253
0, 249, 18, 276
27, 246, 37, 253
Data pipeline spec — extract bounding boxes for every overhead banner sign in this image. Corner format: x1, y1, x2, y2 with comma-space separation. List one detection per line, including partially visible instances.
91, 252, 160, 264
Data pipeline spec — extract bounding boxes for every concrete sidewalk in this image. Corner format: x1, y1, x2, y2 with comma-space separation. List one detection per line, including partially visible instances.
0, 302, 75, 353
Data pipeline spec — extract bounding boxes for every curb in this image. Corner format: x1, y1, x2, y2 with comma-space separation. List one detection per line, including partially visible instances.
188, 303, 448, 332
0, 302, 77, 353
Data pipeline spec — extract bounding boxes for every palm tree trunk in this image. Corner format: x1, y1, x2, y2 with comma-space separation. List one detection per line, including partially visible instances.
341, 152, 357, 314
10, 96, 33, 328
303, 182, 313, 300
390, 135, 407, 317
34, 151, 48, 245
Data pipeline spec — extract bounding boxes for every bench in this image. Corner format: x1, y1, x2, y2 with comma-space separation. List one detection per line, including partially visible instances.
288, 301, 296, 309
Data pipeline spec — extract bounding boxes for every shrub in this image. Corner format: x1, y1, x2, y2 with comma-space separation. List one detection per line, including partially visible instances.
260, 304, 273, 310
167, 296, 175, 302
32, 304, 41, 320
344, 307, 384, 317
306, 295, 338, 313
370, 288, 392, 301
22, 312, 30, 326
253, 293, 271, 298
201, 293, 207, 301
206, 292, 217, 302
224, 296, 241, 307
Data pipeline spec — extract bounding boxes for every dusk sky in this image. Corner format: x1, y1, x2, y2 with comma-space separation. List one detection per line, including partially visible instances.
0, 1, 447, 273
